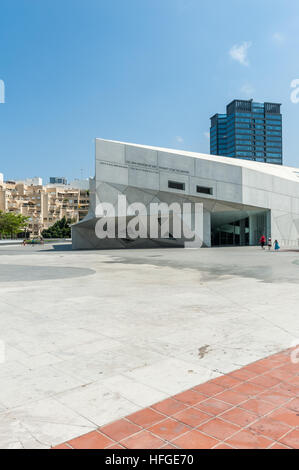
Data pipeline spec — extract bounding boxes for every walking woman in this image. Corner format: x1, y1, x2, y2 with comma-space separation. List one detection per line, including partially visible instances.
259, 235, 266, 249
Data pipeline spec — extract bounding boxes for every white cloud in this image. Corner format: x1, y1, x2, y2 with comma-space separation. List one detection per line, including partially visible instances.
240, 82, 255, 97
229, 41, 252, 66
203, 132, 210, 140
176, 136, 184, 143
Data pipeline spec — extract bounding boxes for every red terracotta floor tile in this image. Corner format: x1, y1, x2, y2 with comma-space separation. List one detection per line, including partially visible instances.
196, 398, 232, 416
243, 363, 269, 376
267, 369, 295, 383
274, 382, 298, 397
279, 429, 299, 449
240, 398, 277, 416
67, 430, 114, 449
52, 443, 72, 449
270, 352, 291, 363
121, 431, 165, 449
229, 368, 259, 381
268, 406, 299, 427
258, 390, 291, 406
148, 418, 189, 441
100, 419, 141, 442
221, 407, 258, 427
249, 417, 291, 441
173, 390, 207, 406
232, 382, 265, 397
160, 443, 178, 449
215, 390, 247, 406
105, 443, 125, 449
172, 430, 219, 449
212, 375, 241, 389
249, 374, 281, 388
152, 398, 187, 416
213, 443, 235, 449
225, 429, 273, 449
280, 363, 299, 374
289, 376, 299, 386
285, 397, 299, 413
256, 358, 278, 368
198, 418, 240, 441
269, 443, 291, 449
192, 381, 225, 396
257, 358, 284, 369
173, 407, 212, 427
127, 408, 165, 428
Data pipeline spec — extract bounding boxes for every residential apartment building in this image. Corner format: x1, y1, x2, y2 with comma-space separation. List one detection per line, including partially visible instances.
210, 99, 283, 165
0, 179, 89, 237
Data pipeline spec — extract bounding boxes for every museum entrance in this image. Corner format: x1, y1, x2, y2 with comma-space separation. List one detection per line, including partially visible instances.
211, 217, 249, 246
210, 209, 270, 247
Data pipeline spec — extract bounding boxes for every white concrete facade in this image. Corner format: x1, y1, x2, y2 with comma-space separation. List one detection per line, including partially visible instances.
72, 139, 299, 249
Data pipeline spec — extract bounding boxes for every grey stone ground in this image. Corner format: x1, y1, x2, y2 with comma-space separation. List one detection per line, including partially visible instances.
0, 243, 298, 448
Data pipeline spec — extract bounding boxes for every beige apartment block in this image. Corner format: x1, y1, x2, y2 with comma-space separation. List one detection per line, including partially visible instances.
0, 180, 89, 237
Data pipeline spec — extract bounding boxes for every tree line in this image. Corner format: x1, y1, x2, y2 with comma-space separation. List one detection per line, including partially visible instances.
0, 211, 29, 238
41, 217, 74, 238
0, 211, 74, 239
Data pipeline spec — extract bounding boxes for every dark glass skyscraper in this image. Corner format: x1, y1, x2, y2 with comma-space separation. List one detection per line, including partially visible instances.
210, 99, 282, 165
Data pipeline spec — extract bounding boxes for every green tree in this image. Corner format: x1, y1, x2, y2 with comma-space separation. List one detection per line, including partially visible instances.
0, 211, 29, 238
41, 216, 74, 239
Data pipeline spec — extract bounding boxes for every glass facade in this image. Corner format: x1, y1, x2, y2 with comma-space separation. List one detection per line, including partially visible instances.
210, 99, 283, 165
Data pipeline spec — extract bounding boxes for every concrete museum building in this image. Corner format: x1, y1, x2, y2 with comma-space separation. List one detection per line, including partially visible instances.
72, 139, 299, 249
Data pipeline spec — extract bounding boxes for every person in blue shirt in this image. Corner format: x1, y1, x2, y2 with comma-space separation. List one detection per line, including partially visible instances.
274, 240, 280, 251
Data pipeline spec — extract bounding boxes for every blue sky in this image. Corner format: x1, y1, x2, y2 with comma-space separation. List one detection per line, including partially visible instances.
1, 0, 299, 182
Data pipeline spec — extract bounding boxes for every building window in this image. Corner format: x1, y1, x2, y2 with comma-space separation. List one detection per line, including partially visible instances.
267, 152, 282, 157
168, 181, 185, 191
197, 186, 213, 195
267, 130, 281, 136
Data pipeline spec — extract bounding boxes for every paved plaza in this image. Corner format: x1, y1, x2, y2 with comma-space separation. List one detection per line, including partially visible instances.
0, 243, 298, 448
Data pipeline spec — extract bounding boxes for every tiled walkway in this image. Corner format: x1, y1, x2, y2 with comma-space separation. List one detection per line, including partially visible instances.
53, 347, 299, 449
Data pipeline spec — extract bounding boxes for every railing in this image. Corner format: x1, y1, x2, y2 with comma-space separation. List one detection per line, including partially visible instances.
280, 239, 299, 248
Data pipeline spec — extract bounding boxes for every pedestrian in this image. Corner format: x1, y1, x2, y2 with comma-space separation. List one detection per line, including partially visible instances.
274, 239, 280, 251
259, 235, 266, 249
268, 237, 272, 251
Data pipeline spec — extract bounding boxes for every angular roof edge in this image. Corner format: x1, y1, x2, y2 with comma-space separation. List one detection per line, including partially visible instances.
95, 138, 299, 182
